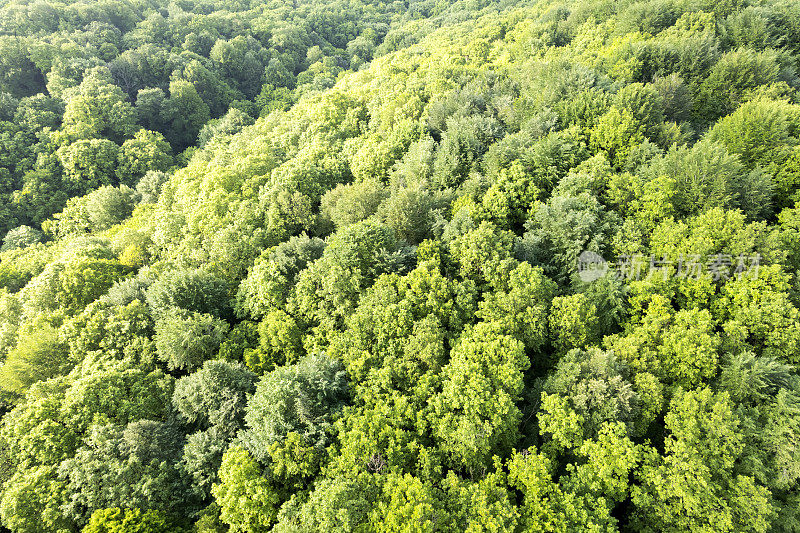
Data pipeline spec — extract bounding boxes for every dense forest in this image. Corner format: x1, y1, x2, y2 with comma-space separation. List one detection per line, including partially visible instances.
1, 0, 800, 530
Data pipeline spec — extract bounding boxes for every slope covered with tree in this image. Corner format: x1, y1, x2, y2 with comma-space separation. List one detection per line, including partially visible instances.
2, 0, 800, 531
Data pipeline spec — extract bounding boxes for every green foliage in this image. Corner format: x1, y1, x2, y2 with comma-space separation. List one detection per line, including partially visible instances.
449, 221, 515, 286
507, 446, 616, 531
440, 469, 520, 532
320, 179, 388, 231
652, 73, 693, 123
1, 226, 43, 252
289, 220, 400, 335
708, 98, 800, 208
14, 94, 62, 133
370, 473, 448, 532
245, 310, 304, 375
631, 388, 774, 532
198, 109, 254, 148
212, 446, 280, 533
241, 354, 349, 462
0, 379, 76, 473
0, 322, 68, 400
193, 503, 228, 533
0, 240, 53, 292
716, 352, 800, 500
709, 98, 800, 172
540, 348, 661, 443
0, 465, 71, 533
57, 138, 121, 194
695, 48, 793, 123
61, 369, 174, 429
21, 241, 129, 316
2, 0, 800, 531
161, 79, 211, 151
0, 38, 45, 98
146, 268, 231, 319
63, 299, 156, 375
236, 234, 326, 319
135, 171, 169, 204
84, 186, 139, 230
154, 309, 229, 372
432, 322, 528, 473
180, 429, 229, 502
117, 129, 173, 186
606, 296, 722, 388
82, 508, 184, 533
548, 293, 600, 354
173, 359, 255, 435
589, 106, 645, 169
644, 139, 774, 219
563, 421, 643, 505
61, 67, 137, 143
477, 261, 556, 351
0, 290, 22, 359
327, 258, 477, 464
60, 420, 193, 525
379, 185, 443, 244
713, 264, 800, 363
45, 186, 139, 239
272, 473, 378, 532
519, 191, 618, 284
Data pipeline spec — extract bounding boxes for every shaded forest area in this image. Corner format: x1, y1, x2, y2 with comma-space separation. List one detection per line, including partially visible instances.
1, 0, 800, 531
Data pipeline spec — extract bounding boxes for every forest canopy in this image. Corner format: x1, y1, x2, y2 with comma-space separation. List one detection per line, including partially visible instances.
2, 0, 800, 531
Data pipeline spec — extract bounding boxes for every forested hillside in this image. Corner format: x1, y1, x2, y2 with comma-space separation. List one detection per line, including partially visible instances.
1, 0, 800, 531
